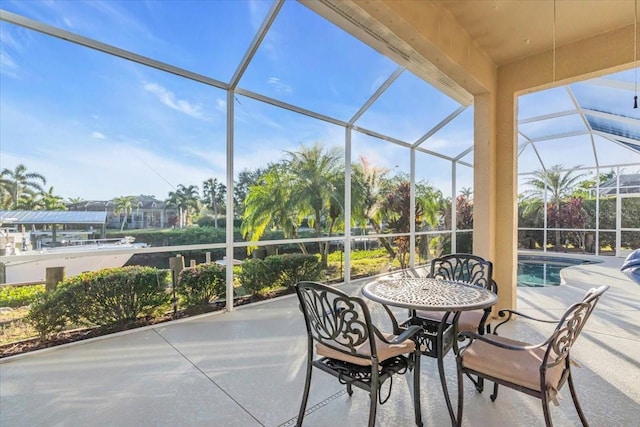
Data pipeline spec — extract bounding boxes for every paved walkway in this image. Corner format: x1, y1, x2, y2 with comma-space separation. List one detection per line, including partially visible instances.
1, 255, 639, 426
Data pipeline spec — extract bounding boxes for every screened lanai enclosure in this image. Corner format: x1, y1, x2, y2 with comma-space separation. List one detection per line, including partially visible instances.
1, 1, 639, 303
518, 76, 640, 257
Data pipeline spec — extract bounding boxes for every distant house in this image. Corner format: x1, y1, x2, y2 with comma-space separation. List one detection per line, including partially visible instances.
598, 174, 640, 196
66, 196, 178, 229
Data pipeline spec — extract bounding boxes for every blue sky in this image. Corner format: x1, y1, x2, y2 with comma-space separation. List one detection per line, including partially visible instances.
1, 0, 638, 202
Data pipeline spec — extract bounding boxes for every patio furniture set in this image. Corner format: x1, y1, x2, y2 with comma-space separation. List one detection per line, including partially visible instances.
294, 253, 609, 427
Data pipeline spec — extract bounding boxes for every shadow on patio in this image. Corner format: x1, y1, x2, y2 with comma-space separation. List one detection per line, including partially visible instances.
1, 256, 638, 426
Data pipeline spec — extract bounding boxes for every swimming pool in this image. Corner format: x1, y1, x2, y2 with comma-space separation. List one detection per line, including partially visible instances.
517, 255, 599, 287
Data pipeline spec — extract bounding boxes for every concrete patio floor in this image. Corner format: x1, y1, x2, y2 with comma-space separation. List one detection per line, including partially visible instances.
1, 255, 639, 426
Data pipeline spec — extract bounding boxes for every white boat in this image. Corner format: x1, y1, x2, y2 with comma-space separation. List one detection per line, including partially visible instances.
1, 236, 148, 284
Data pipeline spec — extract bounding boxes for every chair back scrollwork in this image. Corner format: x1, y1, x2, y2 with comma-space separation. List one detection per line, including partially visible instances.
544, 285, 609, 369
294, 281, 424, 427
296, 281, 377, 361
431, 254, 493, 289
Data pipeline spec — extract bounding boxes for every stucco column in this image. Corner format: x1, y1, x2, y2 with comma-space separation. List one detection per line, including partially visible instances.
472, 92, 495, 262
474, 90, 517, 313
493, 73, 518, 312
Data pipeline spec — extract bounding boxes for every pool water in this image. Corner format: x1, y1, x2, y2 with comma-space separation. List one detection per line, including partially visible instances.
517, 255, 598, 287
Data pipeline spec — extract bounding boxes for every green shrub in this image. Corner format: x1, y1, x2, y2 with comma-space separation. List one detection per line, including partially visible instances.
348, 248, 389, 261
0, 284, 45, 308
195, 215, 217, 227
26, 292, 69, 339
279, 254, 321, 286
108, 226, 237, 247
55, 266, 169, 327
237, 254, 320, 296
237, 258, 281, 296
177, 263, 226, 306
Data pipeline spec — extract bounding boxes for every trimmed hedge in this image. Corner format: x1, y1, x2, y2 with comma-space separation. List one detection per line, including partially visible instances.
237, 254, 321, 296
177, 262, 226, 306
27, 266, 170, 339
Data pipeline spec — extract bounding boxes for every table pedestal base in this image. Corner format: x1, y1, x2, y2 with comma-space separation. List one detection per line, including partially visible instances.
401, 317, 457, 426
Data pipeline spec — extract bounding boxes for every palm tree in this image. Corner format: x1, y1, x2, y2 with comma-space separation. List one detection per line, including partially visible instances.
242, 163, 305, 252
0, 164, 46, 209
23, 187, 67, 211
113, 196, 136, 231
285, 142, 343, 268
166, 185, 200, 227
202, 178, 226, 227
524, 165, 584, 203
523, 165, 585, 250
179, 184, 200, 226
234, 168, 264, 217
459, 187, 473, 199
379, 181, 413, 268
0, 172, 12, 209
41, 187, 67, 211
351, 156, 395, 256
241, 143, 343, 267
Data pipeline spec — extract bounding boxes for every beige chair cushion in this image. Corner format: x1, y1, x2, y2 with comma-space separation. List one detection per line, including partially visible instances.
416, 309, 487, 333
316, 333, 416, 366
461, 335, 564, 393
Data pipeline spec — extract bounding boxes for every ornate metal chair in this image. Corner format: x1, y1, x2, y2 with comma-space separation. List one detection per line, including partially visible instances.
407, 253, 495, 383
455, 285, 609, 427
295, 281, 423, 427
405, 253, 495, 397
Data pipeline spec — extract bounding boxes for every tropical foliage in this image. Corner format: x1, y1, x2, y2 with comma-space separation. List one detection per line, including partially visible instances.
3, 156, 637, 272
112, 196, 136, 231
166, 184, 201, 227
202, 178, 226, 228
241, 142, 345, 268
0, 164, 57, 210
518, 166, 640, 252
521, 165, 585, 250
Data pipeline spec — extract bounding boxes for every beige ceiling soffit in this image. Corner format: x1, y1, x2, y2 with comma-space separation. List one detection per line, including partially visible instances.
502, 23, 638, 95
301, 0, 473, 106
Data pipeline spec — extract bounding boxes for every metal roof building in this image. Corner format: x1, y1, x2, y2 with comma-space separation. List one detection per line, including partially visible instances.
0, 210, 107, 226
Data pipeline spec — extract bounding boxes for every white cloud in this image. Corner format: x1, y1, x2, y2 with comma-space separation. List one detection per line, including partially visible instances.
370, 75, 387, 93
426, 136, 471, 153
0, 102, 213, 200
1, 140, 215, 201
234, 105, 284, 131
267, 77, 293, 94
0, 52, 18, 78
143, 82, 207, 119
248, 0, 269, 32
215, 98, 226, 113
181, 146, 227, 173
0, 27, 21, 50
62, 16, 74, 29
0, 27, 21, 78
91, 131, 106, 139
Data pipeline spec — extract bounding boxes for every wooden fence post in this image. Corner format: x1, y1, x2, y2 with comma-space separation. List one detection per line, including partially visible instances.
45, 266, 65, 292
168, 255, 185, 317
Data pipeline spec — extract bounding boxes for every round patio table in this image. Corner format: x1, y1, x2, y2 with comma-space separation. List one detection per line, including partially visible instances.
362, 276, 497, 426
